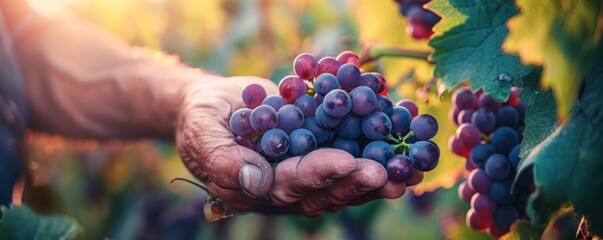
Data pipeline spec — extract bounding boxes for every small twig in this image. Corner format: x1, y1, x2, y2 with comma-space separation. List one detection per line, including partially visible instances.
171, 177, 209, 193
360, 45, 434, 65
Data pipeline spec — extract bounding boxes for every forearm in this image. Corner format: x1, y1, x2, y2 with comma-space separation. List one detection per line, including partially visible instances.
13, 16, 215, 140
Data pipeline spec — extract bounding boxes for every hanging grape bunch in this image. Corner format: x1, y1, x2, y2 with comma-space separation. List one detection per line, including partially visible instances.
229, 51, 441, 184
392, 0, 441, 40
449, 87, 535, 238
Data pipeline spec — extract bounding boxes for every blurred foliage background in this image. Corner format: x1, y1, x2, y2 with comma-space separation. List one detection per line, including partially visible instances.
20, 0, 488, 239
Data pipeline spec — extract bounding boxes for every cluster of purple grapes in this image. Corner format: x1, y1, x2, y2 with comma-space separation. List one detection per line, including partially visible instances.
229, 51, 441, 183
448, 87, 534, 238
393, 0, 441, 40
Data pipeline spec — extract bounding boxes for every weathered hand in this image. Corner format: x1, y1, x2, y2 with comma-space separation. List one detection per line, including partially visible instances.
176, 76, 407, 216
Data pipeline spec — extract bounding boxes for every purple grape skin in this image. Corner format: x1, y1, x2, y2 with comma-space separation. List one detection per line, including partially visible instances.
390, 106, 412, 138
332, 137, 360, 157
335, 113, 362, 139
235, 135, 256, 150
229, 108, 255, 137
293, 94, 318, 118
242, 84, 267, 109
358, 73, 381, 93
410, 114, 439, 140
276, 104, 304, 134
485, 154, 511, 180
302, 117, 330, 144
317, 56, 341, 76
386, 154, 414, 182
315, 104, 342, 129
349, 86, 377, 116
490, 179, 517, 205
293, 53, 319, 79
278, 75, 308, 104
452, 88, 477, 110
496, 106, 519, 128
249, 105, 278, 133
490, 127, 519, 155
314, 73, 341, 95
336, 51, 360, 67
362, 141, 394, 166
396, 99, 418, 118
361, 111, 392, 141
260, 128, 290, 158
471, 109, 496, 134
515, 102, 527, 124
457, 109, 474, 124
262, 95, 286, 111
458, 181, 475, 203
493, 205, 519, 231
469, 144, 495, 168
408, 141, 440, 171
478, 94, 503, 113
323, 89, 352, 118
375, 95, 394, 116
336, 63, 361, 89
288, 129, 317, 156
471, 193, 497, 217
468, 169, 492, 194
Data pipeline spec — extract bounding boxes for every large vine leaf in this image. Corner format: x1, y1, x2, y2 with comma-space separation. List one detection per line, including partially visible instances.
503, 0, 603, 118
0, 204, 82, 240
427, 0, 533, 101
516, 46, 603, 235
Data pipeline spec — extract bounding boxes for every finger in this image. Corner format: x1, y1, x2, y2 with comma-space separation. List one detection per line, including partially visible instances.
204, 181, 268, 212
299, 159, 388, 216
269, 149, 357, 206
405, 169, 424, 187
374, 180, 407, 199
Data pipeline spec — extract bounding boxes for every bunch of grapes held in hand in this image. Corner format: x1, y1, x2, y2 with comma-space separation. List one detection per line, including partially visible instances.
393, 0, 441, 40
449, 87, 534, 238
229, 51, 441, 184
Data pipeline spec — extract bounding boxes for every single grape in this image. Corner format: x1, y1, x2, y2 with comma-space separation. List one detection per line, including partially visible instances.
457, 109, 474, 124
315, 94, 324, 105
375, 95, 394, 116
276, 104, 304, 134
468, 169, 492, 194
332, 138, 360, 157
471, 193, 497, 217
302, 117, 330, 144
390, 106, 412, 138
466, 209, 492, 231
492, 205, 519, 231
471, 109, 496, 134
449, 135, 471, 157
515, 102, 526, 124
314, 73, 341, 95
372, 72, 389, 96
409, 141, 440, 171
396, 99, 418, 119
315, 104, 342, 129
452, 88, 478, 110
229, 108, 256, 137
410, 114, 438, 140
506, 87, 521, 107
361, 111, 392, 140
336, 51, 360, 67
466, 159, 478, 171
293, 53, 319, 79
318, 56, 341, 76
469, 144, 495, 168
349, 86, 377, 116
250, 105, 278, 133
335, 113, 363, 139
406, 169, 425, 186
456, 123, 482, 148
358, 73, 381, 93
458, 181, 476, 203
406, 20, 434, 40
288, 129, 317, 156
262, 95, 286, 111
490, 127, 519, 155
294, 94, 318, 118
336, 63, 361, 89
496, 106, 519, 128
279, 75, 308, 103
261, 129, 290, 158
386, 154, 414, 182
478, 94, 503, 113
242, 84, 267, 109
508, 144, 521, 169
323, 89, 352, 118
362, 141, 394, 166
449, 107, 460, 125
490, 179, 517, 205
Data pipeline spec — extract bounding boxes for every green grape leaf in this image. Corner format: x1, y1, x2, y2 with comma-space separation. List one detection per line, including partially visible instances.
516, 68, 557, 160
517, 47, 603, 234
0, 204, 82, 240
503, 0, 603, 118
427, 0, 533, 101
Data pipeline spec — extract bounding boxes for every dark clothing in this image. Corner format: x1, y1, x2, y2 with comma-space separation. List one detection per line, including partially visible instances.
0, 8, 27, 206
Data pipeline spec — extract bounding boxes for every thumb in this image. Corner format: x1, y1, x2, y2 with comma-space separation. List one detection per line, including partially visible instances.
238, 146, 274, 198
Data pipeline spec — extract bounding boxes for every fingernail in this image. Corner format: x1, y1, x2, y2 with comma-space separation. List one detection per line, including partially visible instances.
240, 164, 263, 198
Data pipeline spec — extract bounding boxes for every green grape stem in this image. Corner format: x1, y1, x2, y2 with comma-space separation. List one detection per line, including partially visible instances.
360, 45, 433, 65
389, 131, 415, 155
